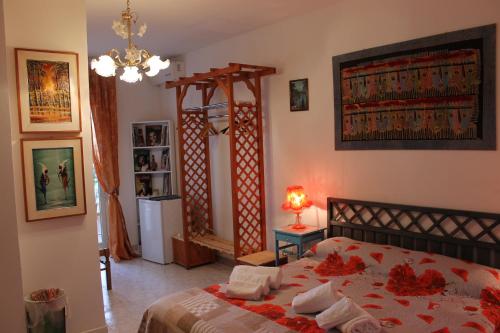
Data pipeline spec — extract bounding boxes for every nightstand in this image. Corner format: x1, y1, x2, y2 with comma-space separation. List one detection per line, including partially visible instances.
273, 225, 326, 266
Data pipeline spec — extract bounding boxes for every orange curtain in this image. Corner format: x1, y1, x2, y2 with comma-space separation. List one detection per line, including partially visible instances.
89, 70, 137, 262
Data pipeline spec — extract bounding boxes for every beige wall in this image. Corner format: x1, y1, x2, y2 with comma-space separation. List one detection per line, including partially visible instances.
117, 78, 165, 246
165, 0, 500, 249
4, 0, 106, 332
0, 0, 25, 330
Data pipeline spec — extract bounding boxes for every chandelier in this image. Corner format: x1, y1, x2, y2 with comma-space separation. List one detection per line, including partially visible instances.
90, 0, 170, 83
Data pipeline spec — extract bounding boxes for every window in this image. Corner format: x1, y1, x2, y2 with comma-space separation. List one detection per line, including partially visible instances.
93, 168, 108, 247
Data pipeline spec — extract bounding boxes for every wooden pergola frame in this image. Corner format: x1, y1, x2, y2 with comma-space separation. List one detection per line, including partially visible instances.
166, 63, 276, 268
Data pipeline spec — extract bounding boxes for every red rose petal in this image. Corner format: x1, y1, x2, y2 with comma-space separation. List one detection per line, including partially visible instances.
310, 244, 318, 254
304, 265, 314, 270
370, 252, 384, 264
485, 269, 499, 280
346, 244, 360, 252
395, 299, 410, 307
293, 274, 308, 279
280, 283, 303, 290
427, 301, 440, 310
464, 306, 478, 312
401, 250, 411, 254
383, 246, 392, 250
362, 304, 383, 309
333, 239, 342, 242
451, 268, 469, 282
372, 282, 384, 287
317, 279, 329, 284
417, 314, 434, 324
432, 328, 451, 333
419, 257, 436, 264
379, 317, 402, 326
243, 303, 286, 321
364, 293, 384, 299
342, 280, 352, 287
462, 321, 487, 333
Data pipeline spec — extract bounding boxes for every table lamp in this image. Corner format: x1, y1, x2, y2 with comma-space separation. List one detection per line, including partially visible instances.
282, 185, 313, 229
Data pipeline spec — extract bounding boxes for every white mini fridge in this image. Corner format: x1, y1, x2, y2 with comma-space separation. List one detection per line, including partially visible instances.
139, 196, 182, 264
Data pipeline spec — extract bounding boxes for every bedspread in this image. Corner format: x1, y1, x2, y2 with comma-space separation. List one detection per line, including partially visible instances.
139, 238, 499, 333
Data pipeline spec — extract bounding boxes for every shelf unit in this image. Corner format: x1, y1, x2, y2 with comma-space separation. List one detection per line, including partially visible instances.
131, 120, 176, 199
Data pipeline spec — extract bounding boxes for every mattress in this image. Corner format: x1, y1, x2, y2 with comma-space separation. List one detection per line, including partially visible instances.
139, 237, 499, 333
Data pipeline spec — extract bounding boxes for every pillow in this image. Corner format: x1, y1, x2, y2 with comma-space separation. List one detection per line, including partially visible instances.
307, 237, 499, 298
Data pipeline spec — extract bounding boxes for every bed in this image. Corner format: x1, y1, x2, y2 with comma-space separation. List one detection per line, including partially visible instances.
138, 198, 500, 333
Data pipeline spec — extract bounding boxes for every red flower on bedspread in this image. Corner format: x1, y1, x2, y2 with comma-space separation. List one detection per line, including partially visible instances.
386, 263, 445, 296
276, 316, 325, 333
314, 252, 366, 276
243, 303, 286, 321
480, 287, 500, 329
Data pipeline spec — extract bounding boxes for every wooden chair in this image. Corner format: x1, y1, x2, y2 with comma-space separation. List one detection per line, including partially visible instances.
99, 248, 112, 290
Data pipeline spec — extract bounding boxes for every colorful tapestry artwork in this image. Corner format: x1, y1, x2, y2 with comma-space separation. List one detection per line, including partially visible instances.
333, 25, 496, 150
341, 49, 480, 141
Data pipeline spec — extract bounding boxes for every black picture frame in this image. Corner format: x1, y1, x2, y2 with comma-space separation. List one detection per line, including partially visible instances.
332, 24, 496, 150
289, 78, 309, 112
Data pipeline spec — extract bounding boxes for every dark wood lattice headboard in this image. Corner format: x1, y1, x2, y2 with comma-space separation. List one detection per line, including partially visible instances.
327, 198, 500, 268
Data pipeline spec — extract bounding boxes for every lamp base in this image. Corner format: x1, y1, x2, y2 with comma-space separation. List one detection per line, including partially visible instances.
291, 223, 306, 230
291, 213, 306, 229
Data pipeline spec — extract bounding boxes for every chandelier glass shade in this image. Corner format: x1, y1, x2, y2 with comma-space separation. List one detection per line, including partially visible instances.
91, 0, 170, 83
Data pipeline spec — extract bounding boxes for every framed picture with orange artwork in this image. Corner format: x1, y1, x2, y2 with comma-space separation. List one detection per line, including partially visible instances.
15, 48, 82, 133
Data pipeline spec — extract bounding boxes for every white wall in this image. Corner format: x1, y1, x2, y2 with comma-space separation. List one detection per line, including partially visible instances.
4, 0, 106, 332
0, 0, 25, 330
164, 0, 500, 249
117, 78, 165, 246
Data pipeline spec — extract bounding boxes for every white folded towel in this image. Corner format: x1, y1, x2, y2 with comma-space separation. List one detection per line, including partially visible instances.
226, 281, 264, 301
316, 297, 382, 333
229, 268, 271, 295
253, 266, 283, 289
292, 281, 342, 314
338, 314, 381, 333
316, 297, 361, 330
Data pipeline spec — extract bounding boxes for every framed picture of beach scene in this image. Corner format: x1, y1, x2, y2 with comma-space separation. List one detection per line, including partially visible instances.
15, 48, 81, 133
21, 138, 86, 222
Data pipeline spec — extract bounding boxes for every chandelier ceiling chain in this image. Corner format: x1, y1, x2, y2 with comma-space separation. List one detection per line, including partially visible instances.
91, 0, 170, 83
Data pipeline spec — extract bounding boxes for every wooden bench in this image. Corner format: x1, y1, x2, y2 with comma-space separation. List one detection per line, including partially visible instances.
237, 250, 287, 267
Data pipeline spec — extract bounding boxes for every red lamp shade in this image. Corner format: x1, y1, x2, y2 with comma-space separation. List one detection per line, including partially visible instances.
282, 185, 313, 213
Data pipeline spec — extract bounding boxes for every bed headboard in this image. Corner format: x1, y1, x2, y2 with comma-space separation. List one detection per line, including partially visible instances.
327, 197, 500, 268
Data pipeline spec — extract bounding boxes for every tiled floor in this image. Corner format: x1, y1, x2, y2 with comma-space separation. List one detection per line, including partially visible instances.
101, 258, 232, 333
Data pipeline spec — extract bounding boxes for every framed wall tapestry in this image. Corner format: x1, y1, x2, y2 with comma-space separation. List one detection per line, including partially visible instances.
21, 138, 86, 222
290, 78, 309, 111
332, 24, 496, 150
15, 48, 81, 133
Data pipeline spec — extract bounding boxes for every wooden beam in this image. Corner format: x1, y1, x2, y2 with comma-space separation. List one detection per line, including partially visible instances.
165, 63, 276, 89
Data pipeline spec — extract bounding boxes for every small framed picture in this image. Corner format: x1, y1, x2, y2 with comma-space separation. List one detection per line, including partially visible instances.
21, 138, 86, 222
133, 149, 150, 172
289, 78, 309, 112
145, 125, 163, 146
15, 48, 81, 133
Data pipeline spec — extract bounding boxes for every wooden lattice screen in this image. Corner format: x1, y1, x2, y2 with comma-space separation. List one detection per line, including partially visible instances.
167, 63, 275, 267
231, 102, 266, 256
178, 111, 213, 239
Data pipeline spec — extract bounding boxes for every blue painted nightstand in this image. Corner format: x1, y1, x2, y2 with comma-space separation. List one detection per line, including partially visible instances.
273, 225, 327, 266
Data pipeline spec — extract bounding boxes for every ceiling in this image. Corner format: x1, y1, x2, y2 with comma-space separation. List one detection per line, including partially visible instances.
86, 0, 334, 57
